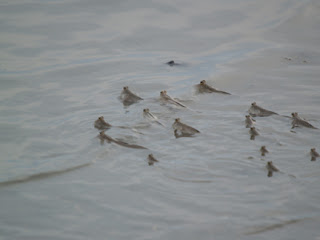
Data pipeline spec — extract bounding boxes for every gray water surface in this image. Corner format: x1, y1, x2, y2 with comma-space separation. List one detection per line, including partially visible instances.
1, 0, 320, 239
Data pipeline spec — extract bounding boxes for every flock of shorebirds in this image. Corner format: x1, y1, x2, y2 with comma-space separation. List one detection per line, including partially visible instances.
94, 61, 319, 177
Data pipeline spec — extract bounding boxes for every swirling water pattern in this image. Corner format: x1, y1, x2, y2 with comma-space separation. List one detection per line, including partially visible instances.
1, 0, 320, 239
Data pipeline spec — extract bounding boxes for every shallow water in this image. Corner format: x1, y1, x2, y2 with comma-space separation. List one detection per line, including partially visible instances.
1, 0, 320, 239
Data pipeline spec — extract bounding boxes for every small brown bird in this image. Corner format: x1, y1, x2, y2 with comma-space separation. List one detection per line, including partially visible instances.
266, 161, 279, 177
249, 127, 259, 140
94, 116, 112, 130
120, 86, 143, 106
260, 146, 269, 156
197, 80, 231, 95
143, 108, 165, 126
98, 131, 113, 145
248, 102, 278, 117
148, 154, 159, 166
310, 148, 320, 161
291, 112, 317, 129
160, 90, 186, 108
172, 118, 200, 135
245, 115, 255, 128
